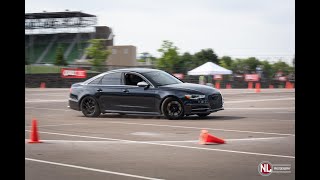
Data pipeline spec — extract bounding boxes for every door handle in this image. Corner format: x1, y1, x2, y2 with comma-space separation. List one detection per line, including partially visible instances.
97, 88, 103, 92
123, 89, 129, 93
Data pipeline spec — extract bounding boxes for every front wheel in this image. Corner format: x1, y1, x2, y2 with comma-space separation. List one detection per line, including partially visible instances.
161, 97, 184, 120
80, 96, 101, 117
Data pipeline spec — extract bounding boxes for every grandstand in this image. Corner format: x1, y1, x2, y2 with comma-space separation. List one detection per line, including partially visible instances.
25, 11, 114, 65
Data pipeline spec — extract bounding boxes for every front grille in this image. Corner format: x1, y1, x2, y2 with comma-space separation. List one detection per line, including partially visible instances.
208, 94, 223, 109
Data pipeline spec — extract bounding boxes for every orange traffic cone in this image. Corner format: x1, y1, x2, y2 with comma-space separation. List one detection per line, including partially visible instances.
269, 85, 274, 89
40, 82, 46, 88
290, 82, 294, 89
215, 82, 220, 89
226, 83, 232, 89
29, 119, 42, 143
255, 82, 261, 93
285, 81, 289, 89
199, 130, 225, 144
248, 82, 253, 89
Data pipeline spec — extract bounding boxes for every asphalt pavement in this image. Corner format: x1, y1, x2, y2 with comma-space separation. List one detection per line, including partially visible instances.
25, 88, 295, 180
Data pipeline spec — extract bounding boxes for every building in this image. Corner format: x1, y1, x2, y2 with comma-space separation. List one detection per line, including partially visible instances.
25, 11, 137, 69
107, 46, 137, 67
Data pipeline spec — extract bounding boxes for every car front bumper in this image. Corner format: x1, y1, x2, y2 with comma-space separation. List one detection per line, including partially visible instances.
184, 103, 224, 115
183, 93, 224, 115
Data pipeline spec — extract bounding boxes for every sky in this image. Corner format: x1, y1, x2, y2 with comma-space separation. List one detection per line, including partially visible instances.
25, 0, 295, 65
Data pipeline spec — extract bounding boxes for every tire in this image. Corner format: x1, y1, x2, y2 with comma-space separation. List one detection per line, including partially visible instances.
161, 97, 184, 120
80, 96, 101, 117
197, 113, 210, 117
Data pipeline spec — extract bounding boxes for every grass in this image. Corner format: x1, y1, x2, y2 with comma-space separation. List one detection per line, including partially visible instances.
25, 65, 100, 74
25, 65, 61, 74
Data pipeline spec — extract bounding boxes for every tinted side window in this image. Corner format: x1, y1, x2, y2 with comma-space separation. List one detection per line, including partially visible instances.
124, 73, 144, 86
89, 76, 102, 85
101, 72, 122, 85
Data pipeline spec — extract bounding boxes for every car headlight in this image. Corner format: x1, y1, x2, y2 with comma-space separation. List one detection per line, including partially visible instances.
185, 94, 205, 100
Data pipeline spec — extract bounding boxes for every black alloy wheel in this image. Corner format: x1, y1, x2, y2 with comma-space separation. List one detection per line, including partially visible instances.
162, 97, 184, 120
81, 96, 101, 117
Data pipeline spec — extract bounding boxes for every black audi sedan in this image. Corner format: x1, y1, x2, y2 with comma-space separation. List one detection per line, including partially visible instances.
69, 68, 224, 119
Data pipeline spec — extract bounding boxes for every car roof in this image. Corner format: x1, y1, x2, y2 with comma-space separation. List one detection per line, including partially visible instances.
107, 68, 161, 74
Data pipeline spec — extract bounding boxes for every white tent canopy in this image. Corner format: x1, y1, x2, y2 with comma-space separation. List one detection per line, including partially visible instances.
187, 62, 232, 75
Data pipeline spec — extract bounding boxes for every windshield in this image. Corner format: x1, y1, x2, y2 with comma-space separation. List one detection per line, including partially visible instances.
142, 71, 183, 86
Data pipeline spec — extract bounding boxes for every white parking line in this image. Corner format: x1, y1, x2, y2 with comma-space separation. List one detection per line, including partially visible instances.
226, 98, 294, 103
25, 99, 67, 103
276, 120, 295, 122
24, 139, 198, 143
25, 107, 71, 111
26, 94, 68, 97
226, 107, 294, 110
26, 92, 68, 94
24, 137, 288, 143
26, 158, 164, 180
224, 96, 294, 102
25, 89, 69, 91
221, 91, 294, 95
24, 110, 295, 136
98, 121, 295, 136
25, 130, 295, 159
226, 137, 287, 141
25, 123, 88, 128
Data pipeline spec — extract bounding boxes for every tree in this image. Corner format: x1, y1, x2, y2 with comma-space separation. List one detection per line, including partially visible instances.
231, 59, 246, 74
138, 52, 157, 65
260, 60, 272, 78
218, 56, 233, 81
243, 57, 261, 73
272, 60, 291, 75
219, 56, 233, 70
192, 48, 219, 69
229, 57, 261, 74
176, 52, 194, 74
85, 39, 111, 71
54, 44, 67, 66
156, 40, 180, 73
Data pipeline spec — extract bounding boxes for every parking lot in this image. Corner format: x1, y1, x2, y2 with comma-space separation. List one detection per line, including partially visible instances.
25, 88, 295, 180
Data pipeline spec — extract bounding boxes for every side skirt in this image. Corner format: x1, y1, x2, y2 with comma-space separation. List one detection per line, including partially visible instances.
103, 110, 161, 115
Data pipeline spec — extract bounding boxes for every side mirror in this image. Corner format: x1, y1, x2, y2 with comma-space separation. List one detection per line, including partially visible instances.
137, 81, 149, 88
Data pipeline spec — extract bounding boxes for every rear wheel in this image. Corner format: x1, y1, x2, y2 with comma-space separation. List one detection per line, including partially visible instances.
81, 96, 101, 117
197, 113, 210, 117
162, 97, 184, 120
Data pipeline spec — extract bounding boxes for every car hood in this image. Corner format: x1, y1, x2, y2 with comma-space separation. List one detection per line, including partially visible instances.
161, 83, 220, 95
